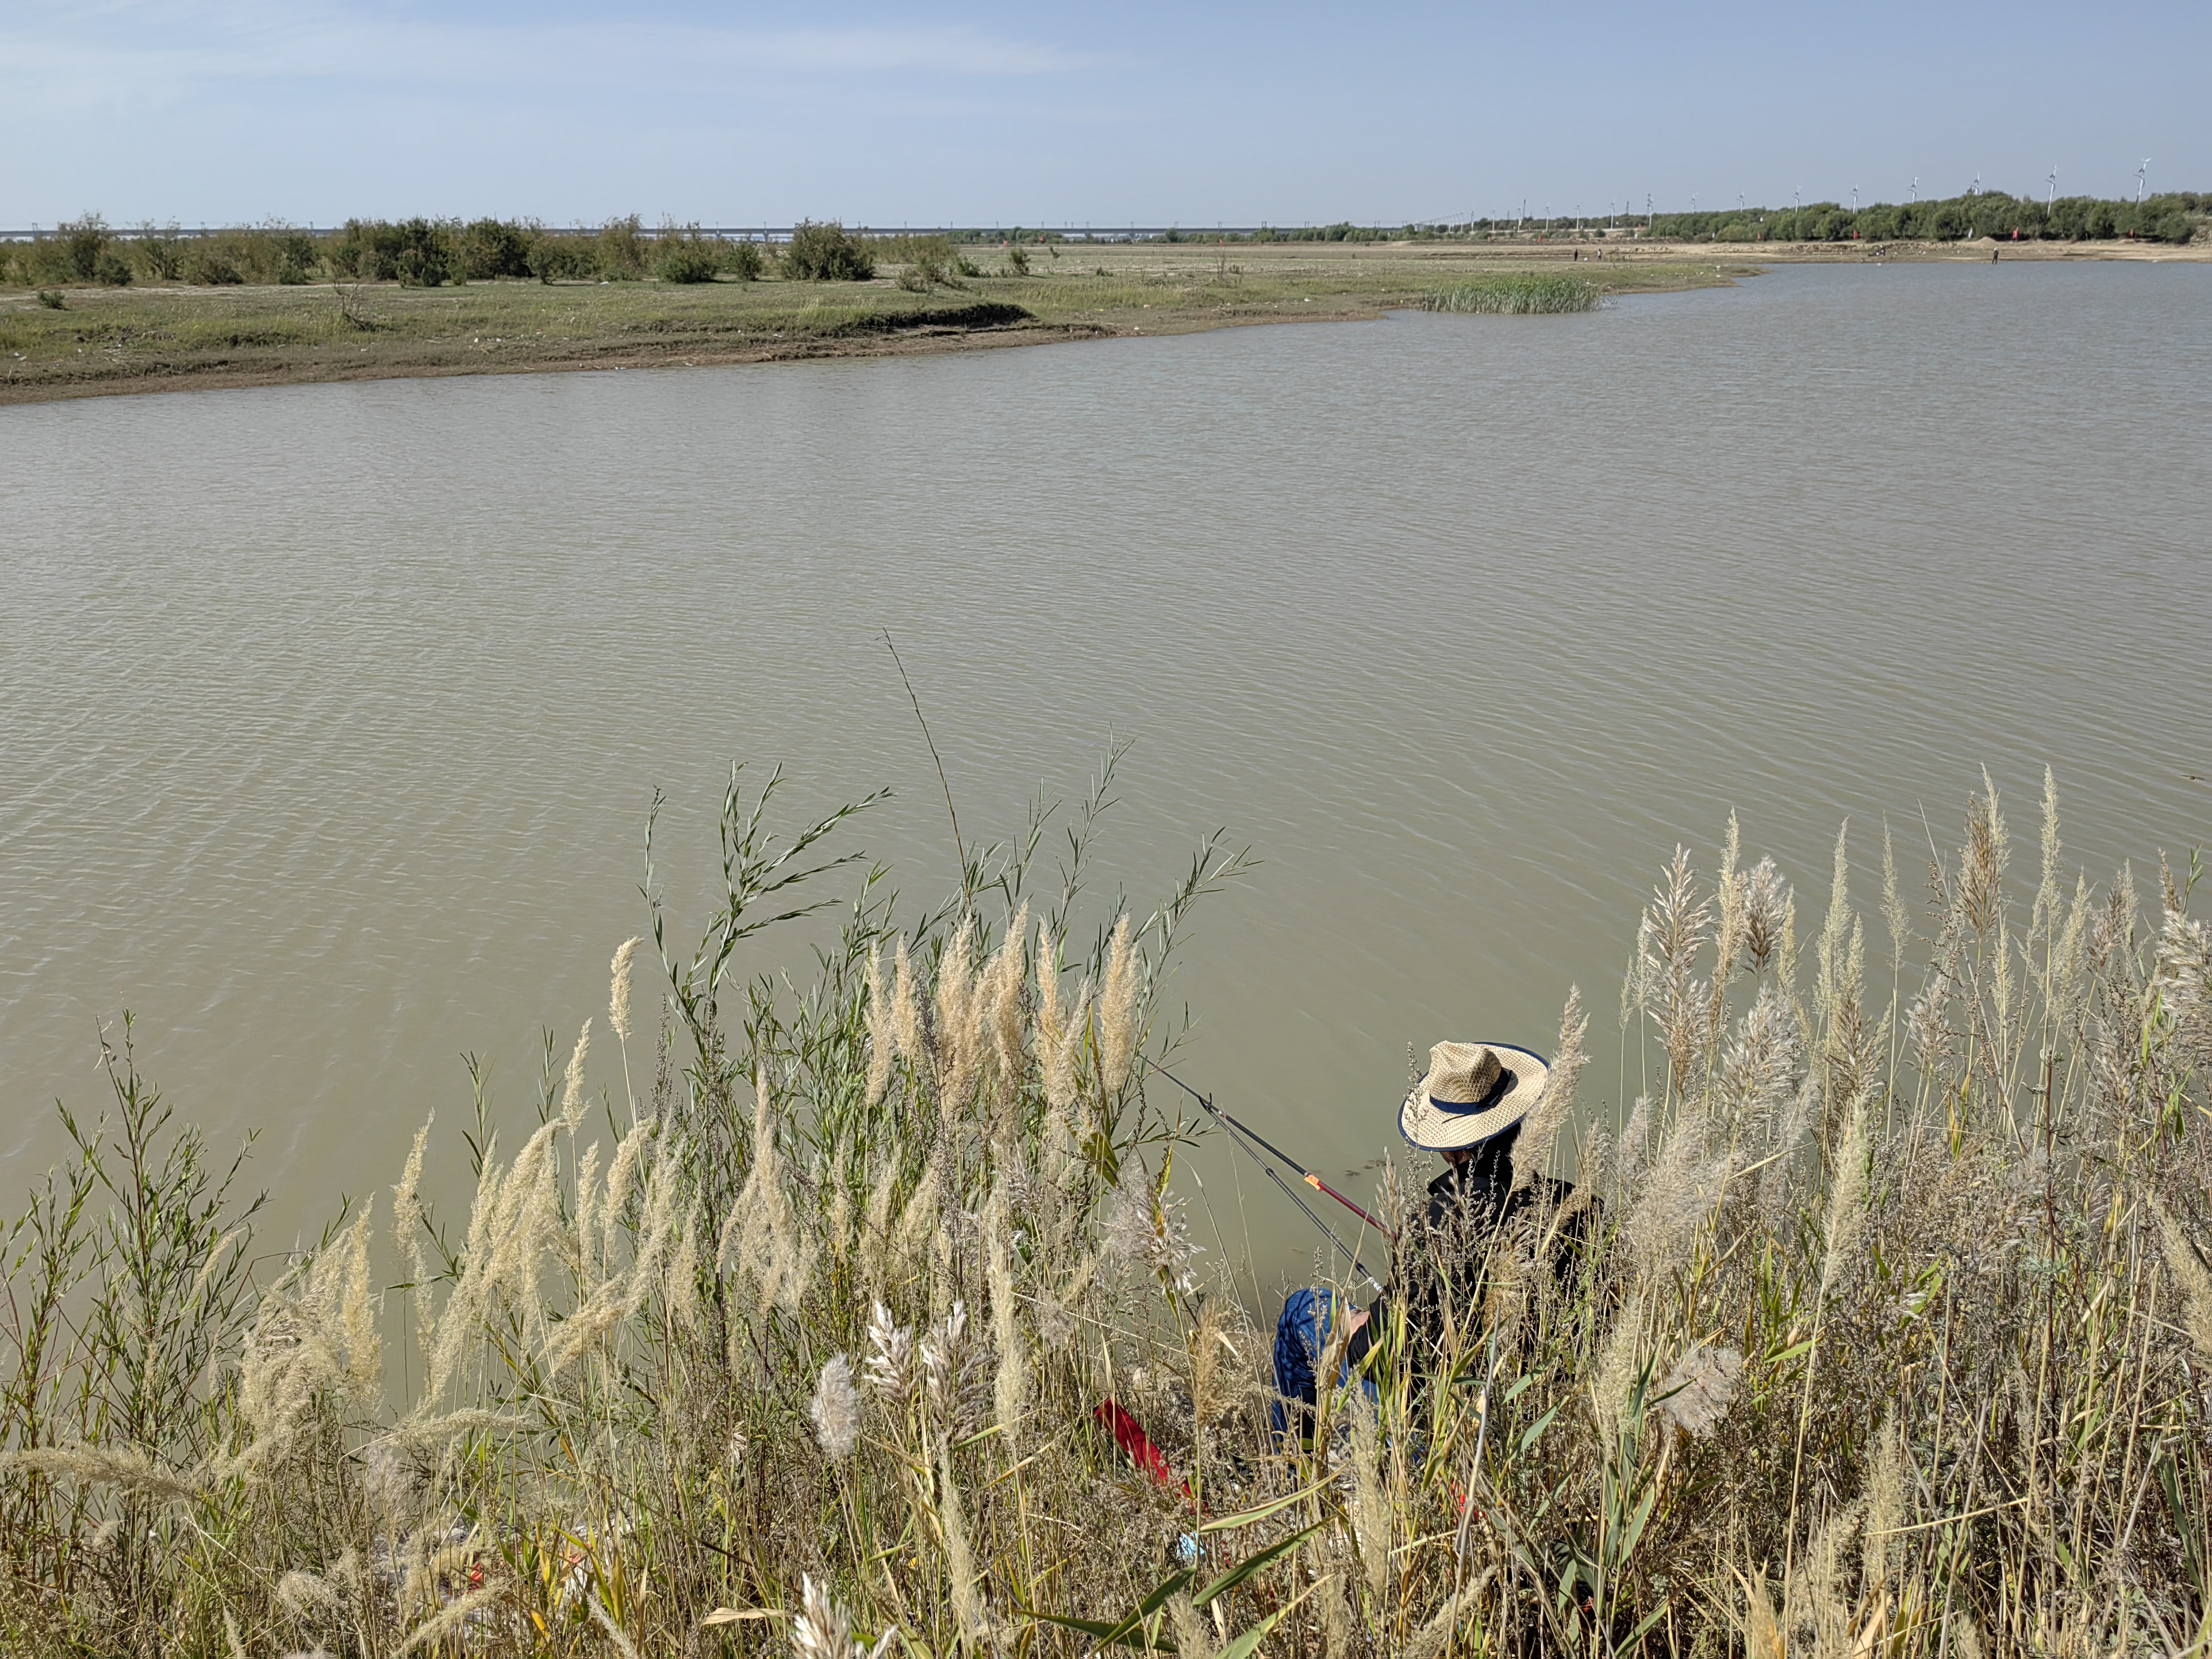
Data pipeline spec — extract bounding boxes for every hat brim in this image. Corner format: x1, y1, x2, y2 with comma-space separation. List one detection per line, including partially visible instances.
1398, 1042, 1550, 1151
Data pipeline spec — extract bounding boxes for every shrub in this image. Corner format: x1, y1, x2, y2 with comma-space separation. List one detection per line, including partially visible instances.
133, 225, 185, 281
1004, 244, 1031, 276
526, 232, 599, 283
726, 239, 765, 281
597, 214, 648, 279
271, 229, 319, 285
459, 217, 533, 280
37, 289, 66, 308
57, 213, 107, 282
93, 251, 133, 286
327, 218, 451, 284
783, 219, 875, 280
185, 251, 244, 285
655, 222, 723, 284
882, 234, 954, 291
388, 219, 451, 287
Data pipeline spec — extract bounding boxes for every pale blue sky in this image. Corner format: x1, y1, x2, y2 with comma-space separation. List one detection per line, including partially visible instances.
6, 0, 2207, 227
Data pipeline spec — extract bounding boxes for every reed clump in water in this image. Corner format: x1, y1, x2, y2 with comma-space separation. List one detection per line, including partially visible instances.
1421, 273, 1602, 313
2, 764, 2209, 1657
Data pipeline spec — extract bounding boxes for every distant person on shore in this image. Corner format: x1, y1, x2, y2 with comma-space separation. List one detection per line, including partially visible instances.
1270, 1041, 1577, 1442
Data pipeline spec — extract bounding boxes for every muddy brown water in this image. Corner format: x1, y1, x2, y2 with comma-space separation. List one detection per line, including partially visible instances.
3, 261, 2208, 1280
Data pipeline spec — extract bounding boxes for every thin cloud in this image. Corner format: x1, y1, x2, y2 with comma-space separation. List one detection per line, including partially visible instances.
0, 3, 1098, 107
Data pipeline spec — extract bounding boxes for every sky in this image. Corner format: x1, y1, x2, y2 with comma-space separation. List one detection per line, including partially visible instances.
5, 0, 2208, 228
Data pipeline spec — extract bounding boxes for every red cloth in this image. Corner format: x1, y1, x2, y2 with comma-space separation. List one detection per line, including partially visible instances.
1092, 1400, 1191, 1497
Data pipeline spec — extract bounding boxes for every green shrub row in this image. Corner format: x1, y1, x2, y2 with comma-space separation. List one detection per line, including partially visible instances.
0, 216, 875, 289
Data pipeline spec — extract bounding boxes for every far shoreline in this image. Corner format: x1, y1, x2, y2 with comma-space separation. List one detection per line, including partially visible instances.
2, 237, 2198, 410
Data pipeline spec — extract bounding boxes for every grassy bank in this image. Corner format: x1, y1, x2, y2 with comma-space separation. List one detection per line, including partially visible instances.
0, 242, 1743, 406
3, 761, 2209, 1656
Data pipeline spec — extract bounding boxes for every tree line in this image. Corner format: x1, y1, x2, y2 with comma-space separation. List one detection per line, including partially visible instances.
0, 217, 901, 289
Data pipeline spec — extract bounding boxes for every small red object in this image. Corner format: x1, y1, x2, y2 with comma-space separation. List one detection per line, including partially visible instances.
1093, 1400, 1192, 1497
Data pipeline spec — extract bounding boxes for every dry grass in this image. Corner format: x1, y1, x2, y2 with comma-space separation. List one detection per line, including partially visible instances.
3, 761, 2208, 1657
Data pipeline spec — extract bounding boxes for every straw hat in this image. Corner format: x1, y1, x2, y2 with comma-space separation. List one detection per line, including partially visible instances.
1398, 1040, 1550, 1151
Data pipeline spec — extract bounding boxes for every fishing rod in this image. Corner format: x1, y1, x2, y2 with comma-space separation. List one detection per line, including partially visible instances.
1141, 1056, 1388, 1293
1143, 1057, 1393, 1237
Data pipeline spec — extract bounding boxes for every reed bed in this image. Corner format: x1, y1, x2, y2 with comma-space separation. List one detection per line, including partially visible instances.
1420, 275, 1602, 314
3, 764, 2208, 1657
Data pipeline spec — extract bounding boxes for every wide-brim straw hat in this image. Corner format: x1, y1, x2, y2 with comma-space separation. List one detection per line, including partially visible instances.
1399, 1040, 1551, 1151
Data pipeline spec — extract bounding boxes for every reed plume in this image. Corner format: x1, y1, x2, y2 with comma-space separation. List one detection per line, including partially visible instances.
1098, 915, 1139, 1091
811, 1356, 860, 1460
559, 1017, 592, 1134
864, 944, 894, 1105
609, 936, 640, 1043
1514, 984, 1586, 1190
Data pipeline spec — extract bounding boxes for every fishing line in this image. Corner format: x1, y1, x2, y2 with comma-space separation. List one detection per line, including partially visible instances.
1142, 1057, 1385, 1293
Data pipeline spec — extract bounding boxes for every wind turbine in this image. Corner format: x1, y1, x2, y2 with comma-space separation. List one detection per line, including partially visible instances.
2046, 166, 2058, 207
1851, 186, 1860, 213
1970, 172, 1980, 197
2136, 158, 2150, 203
1910, 177, 1919, 205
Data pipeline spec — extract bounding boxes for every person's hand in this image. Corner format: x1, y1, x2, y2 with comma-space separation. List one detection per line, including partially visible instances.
1345, 1309, 1370, 1337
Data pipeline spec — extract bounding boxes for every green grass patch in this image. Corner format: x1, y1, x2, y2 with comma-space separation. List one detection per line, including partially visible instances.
1421, 273, 1602, 313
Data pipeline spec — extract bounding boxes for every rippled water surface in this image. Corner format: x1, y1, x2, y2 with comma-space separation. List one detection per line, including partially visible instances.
4, 261, 2208, 1259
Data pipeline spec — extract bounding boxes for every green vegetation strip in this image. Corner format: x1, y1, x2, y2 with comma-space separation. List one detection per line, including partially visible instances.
1420, 273, 1602, 314
2, 240, 1742, 403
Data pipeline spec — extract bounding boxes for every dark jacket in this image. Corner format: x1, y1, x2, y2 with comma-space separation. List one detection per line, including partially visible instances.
1346, 1124, 1576, 1374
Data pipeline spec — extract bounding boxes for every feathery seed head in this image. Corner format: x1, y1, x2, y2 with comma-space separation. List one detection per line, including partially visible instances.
865, 944, 894, 1105
810, 1357, 860, 1460
1719, 985, 1802, 1133
1044, 980, 1091, 1121
984, 903, 1029, 1089
792, 1574, 858, 1659
892, 938, 922, 1064
2152, 1196, 2212, 1363
1742, 857, 1789, 974
1104, 1158, 1198, 1283
559, 1019, 592, 1135
609, 938, 640, 1044
1098, 916, 1141, 1092
865, 1300, 914, 1400
1515, 985, 1587, 1190
921, 1300, 990, 1437
935, 919, 980, 1111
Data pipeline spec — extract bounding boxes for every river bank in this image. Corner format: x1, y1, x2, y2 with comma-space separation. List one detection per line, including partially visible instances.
0, 242, 1749, 406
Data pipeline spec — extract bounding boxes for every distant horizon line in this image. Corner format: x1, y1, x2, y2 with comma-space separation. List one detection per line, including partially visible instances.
6, 185, 2206, 244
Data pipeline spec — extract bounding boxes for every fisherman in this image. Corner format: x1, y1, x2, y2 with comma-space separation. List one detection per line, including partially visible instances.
1271, 1040, 1572, 1442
